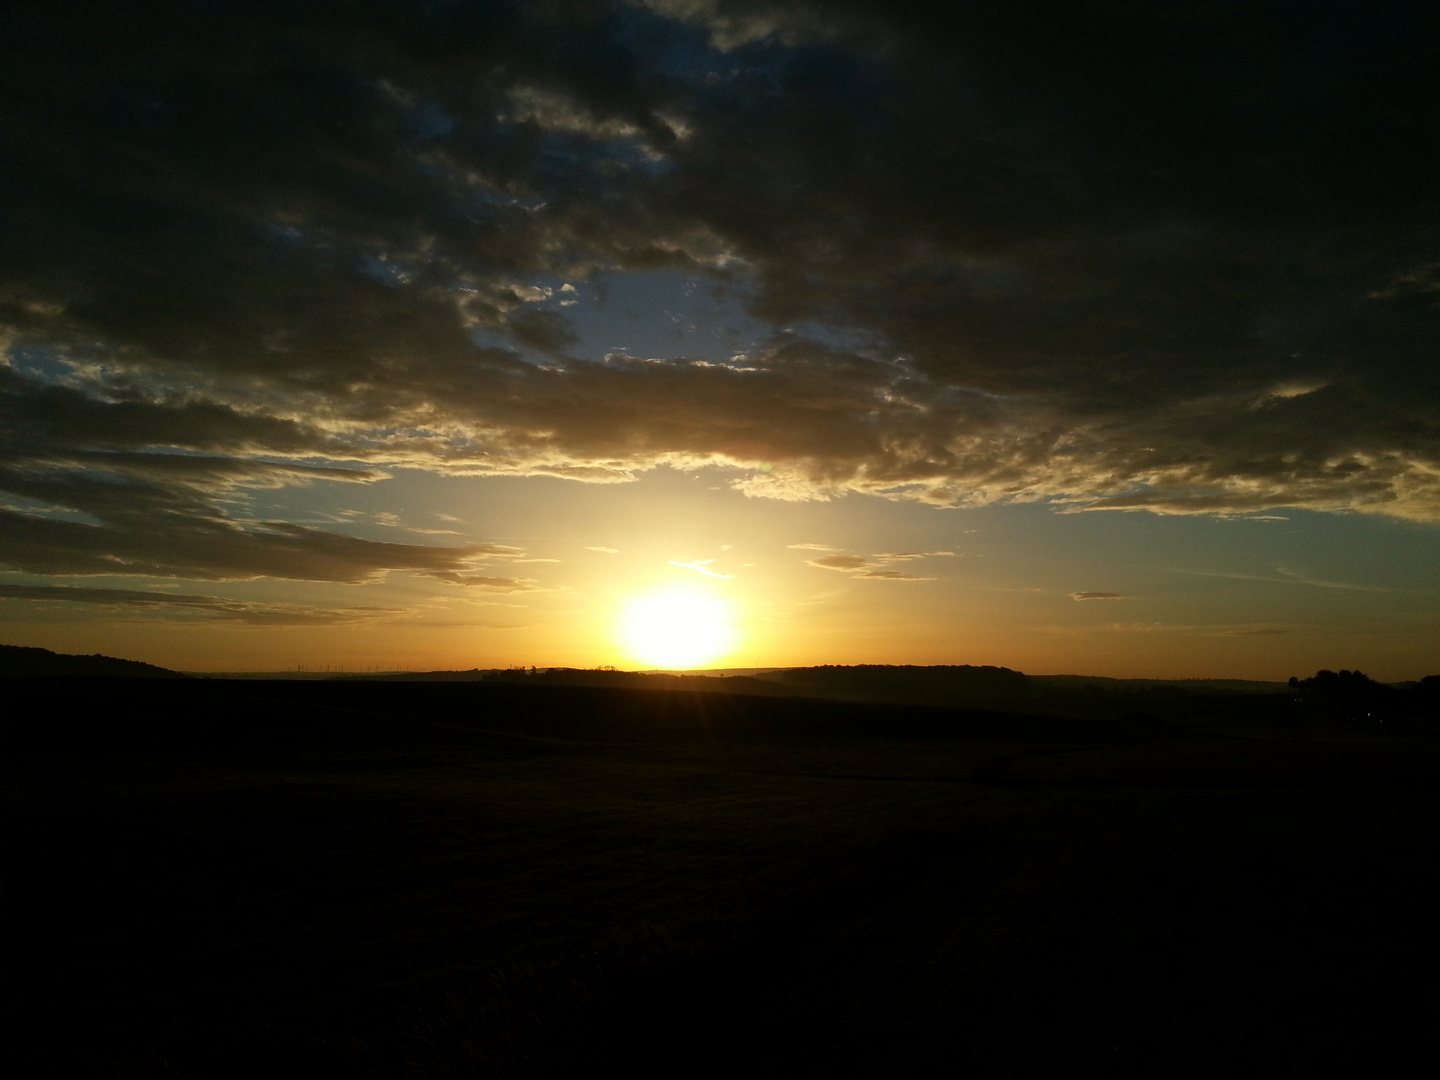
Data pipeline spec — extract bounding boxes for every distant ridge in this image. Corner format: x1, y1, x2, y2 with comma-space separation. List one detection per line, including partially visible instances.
0, 644, 185, 679
1029, 674, 1291, 693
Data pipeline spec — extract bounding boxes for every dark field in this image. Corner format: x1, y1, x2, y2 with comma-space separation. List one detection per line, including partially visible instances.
6, 679, 1440, 1077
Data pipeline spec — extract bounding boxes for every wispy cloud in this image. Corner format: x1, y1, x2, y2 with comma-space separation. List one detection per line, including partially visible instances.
1039, 621, 1296, 638
670, 560, 731, 578
1272, 567, 1414, 594
0, 583, 399, 625
1164, 567, 1424, 595
1071, 591, 1126, 601
805, 550, 943, 580
808, 554, 870, 572
424, 573, 545, 592
368, 511, 462, 535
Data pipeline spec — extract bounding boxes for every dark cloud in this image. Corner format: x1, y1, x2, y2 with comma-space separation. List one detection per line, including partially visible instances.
1, 0, 1436, 593
0, 583, 399, 625
0, 504, 509, 582
0, 356, 524, 580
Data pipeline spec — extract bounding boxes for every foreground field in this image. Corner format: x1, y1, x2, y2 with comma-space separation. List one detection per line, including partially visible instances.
6, 679, 1439, 1077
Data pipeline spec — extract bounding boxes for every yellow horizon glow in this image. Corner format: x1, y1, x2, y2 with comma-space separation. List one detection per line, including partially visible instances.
615, 585, 739, 669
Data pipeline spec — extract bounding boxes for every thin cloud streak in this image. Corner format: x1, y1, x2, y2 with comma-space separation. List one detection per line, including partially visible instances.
0, 583, 400, 625
425, 572, 546, 592
670, 560, 731, 578
805, 549, 948, 580
1162, 567, 1427, 595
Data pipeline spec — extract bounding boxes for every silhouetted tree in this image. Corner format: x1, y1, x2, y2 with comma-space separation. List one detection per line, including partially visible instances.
1289, 669, 1394, 721
1398, 675, 1440, 719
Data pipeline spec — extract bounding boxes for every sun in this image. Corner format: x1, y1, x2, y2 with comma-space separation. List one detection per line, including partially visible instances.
616, 587, 738, 669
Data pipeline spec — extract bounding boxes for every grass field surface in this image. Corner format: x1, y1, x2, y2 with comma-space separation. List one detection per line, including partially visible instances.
6, 680, 1438, 1077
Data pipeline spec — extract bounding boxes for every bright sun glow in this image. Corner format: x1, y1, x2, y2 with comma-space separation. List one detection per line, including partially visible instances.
616, 587, 738, 669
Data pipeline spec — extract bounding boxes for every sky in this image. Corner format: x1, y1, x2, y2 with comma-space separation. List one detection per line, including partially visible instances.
1, 0, 1437, 679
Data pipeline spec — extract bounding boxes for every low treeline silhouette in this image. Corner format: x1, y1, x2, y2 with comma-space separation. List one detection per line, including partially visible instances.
1, 677, 1138, 757
0, 643, 184, 679
480, 667, 795, 699
362, 665, 1293, 726
1289, 669, 1440, 722
4, 642, 1437, 729
776, 663, 1030, 702
758, 665, 1296, 727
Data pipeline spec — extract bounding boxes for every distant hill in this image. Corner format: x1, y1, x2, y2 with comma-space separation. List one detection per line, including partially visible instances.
330, 667, 798, 697
0, 644, 185, 679
1029, 674, 1292, 694
770, 664, 1030, 705
319, 665, 1296, 712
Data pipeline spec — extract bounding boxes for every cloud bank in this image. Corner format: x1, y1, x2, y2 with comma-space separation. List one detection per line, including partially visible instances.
0, 583, 400, 625
2, 0, 1437, 584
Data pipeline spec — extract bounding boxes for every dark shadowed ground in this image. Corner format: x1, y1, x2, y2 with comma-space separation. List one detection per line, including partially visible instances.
6, 679, 1438, 1077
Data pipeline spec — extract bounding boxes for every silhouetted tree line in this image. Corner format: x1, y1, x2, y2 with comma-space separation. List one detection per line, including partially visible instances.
1288, 670, 1440, 721
0, 644, 183, 679
778, 664, 1030, 702
485, 666, 633, 686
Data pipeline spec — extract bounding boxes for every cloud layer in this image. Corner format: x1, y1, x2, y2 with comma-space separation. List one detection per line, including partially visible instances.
3, 1, 1437, 584
804, 550, 951, 581
0, 583, 399, 625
